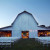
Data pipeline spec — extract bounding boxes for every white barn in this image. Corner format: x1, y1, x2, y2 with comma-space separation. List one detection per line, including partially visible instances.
0, 11, 50, 38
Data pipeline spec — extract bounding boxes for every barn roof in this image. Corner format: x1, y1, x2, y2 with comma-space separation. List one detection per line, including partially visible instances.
0, 26, 12, 29
11, 11, 38, 25
0, 11, 50, 29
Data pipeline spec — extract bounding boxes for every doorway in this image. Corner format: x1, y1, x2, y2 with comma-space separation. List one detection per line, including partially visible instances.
0, 30, 12, 37
22, 31, 29, 39
38, 30, 50, 37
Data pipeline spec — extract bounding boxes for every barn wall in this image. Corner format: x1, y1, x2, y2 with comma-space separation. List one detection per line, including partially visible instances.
12, 29, 22, 38
0, 12, 50, 38
12, 12, 39, 38
12, 12, 50, 38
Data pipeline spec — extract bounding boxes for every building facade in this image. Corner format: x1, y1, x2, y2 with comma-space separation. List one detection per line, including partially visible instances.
0, 11, 50, 38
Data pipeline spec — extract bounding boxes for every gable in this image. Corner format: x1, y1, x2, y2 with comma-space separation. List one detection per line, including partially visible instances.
11, 11, 39, 30
12, 11, 38, 26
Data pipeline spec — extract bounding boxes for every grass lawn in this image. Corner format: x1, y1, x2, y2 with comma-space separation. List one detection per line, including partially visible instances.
0, 38, 50, 50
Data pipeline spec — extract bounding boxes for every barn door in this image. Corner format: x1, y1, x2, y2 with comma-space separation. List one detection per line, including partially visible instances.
22, 31, 29, 39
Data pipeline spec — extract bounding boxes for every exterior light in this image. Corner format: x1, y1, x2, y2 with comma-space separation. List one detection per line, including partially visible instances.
33, 30, 34, 32
29, 30, 32, 32
35, 30, 37, 32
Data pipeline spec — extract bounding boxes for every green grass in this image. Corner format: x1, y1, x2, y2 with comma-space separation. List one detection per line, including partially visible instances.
0, 38, 50, 50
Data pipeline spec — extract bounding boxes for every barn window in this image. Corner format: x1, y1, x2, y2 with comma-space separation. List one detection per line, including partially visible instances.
0, 30, 12, 37
38, 30, 50, 37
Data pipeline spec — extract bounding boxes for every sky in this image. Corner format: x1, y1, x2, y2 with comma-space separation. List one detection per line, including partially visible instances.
0, 0, 50, 28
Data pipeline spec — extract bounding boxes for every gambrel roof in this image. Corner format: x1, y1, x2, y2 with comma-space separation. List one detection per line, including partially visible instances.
11, 11, 38, 25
